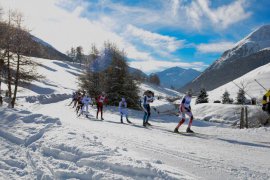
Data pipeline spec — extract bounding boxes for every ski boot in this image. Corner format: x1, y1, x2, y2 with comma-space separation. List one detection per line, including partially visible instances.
146, 122, 152, 126
126, 118, 132, 124
120, 118, 123, 123
143, 122, 146, 127
186, 127, 194, 133
174, 128, 179, 133
101, 117, 104, 120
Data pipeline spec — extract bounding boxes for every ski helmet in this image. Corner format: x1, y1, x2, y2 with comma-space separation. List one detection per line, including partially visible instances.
187, 89, 192, 96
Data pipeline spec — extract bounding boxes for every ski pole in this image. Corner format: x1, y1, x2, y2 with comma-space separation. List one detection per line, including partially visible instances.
254, 79, 267, 91
232, 81, 253, 99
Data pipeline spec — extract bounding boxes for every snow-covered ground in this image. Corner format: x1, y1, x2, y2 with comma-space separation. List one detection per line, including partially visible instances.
1, 58, 270, 179
209, 62, 270, 102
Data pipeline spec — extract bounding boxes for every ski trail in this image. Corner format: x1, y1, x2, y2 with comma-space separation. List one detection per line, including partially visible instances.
30, 99, 270, 179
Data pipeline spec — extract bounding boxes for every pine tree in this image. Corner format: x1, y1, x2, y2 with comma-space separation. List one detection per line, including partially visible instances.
149, 74, 160, 85
196, 88, 209, 104
76, 46, 83, 67
79, 42, 140, 109
236, 89, 246, 104
222, 90, 233, 104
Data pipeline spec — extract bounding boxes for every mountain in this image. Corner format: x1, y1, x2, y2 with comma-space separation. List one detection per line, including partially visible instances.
0, 22, 70, 61
30, 35, 71, 61
181, 25, 270, 93
128, 66, 148, 80
155, 67, 201, 89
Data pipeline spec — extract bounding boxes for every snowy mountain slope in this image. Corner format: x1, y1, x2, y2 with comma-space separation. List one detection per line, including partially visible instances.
1, 57, 270, 179
208, 62, 270, 102
0, 23, 70, 61
155, 67, 201, 89
181, 25, 270, 93
215, 25, 270, 68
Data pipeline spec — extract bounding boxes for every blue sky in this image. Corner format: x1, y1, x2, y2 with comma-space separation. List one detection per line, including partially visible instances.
1, 0, 270, 73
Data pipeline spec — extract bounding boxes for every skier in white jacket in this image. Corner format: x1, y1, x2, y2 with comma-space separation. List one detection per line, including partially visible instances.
119, 98, 132, 123
79, 95, 92, 117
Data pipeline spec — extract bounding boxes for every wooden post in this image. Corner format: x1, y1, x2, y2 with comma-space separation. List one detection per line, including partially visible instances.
240, 107, 244, 129
245, 106, 248, 128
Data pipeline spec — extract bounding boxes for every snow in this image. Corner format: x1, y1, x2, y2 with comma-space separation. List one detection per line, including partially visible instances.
208, 62, 270, 102
1, 57, 270, 179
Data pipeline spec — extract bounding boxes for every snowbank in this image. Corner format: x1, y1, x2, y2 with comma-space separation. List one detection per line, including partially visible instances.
193, 103, 269, 127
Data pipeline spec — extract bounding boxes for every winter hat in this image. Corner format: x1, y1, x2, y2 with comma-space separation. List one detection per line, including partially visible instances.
187, 89, 192, 96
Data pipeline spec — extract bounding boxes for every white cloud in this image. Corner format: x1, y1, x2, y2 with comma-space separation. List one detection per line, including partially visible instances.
171, 0, 180, 17
197, 41, 235, 53
129, 59, 207, 74
0, 0, 208, 74
186, 0, 251, 29
125, 24, 185, 54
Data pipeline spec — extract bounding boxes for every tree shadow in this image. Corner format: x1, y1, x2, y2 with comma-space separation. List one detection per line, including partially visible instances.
25, 84, 55, 95
39, 64, 57, 72
218, 138, 270, 149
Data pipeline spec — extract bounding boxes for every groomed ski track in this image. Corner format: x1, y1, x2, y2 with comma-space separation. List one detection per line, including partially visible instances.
30, 98, 270, 180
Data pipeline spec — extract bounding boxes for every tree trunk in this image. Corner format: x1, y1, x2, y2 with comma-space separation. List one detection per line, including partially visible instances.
240, 107, 244, 129
11, 54, 20, 108
7, 50, 12, 98
245, 106, 248, 128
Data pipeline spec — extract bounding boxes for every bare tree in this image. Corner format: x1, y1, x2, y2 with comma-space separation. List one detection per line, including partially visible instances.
9, 11, 41, 108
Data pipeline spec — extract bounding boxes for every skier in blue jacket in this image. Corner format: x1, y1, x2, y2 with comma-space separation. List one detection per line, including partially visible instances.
142, 90, 154, 127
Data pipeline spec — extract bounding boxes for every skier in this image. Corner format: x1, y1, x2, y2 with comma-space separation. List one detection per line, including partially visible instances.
69, 91, 78, 106
174, 90, 194, 133
76, 93, 84, 115
142, 90, 154, 127
262, 89, 270, 114
96, 92, 108, 120
78, 94, 92, 117
119, 97, 132, 123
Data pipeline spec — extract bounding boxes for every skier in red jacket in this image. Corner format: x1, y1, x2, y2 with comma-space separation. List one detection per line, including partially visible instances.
96, 92, 108, 120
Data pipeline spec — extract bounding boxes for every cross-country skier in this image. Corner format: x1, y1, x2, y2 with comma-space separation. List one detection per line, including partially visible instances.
78, 94, 92, 117
76, 93, 84, 115
69, 91, 78, 106
142, 90, 154, 127
119, 98, 132, 123
96, 92, 108, 120
174, 90, 194, 133
262, 89, 270, 114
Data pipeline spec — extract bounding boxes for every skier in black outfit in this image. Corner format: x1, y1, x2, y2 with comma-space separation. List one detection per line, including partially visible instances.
142, 90, 154, 127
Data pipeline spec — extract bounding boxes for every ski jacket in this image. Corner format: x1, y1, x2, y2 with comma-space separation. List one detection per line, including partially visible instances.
143, 95, 154, 105
82, 96, 92, 105
180, 95, 192, 111
96, 95, 108, 105
119, 101, 127, 111
72, 92, 76, 99
262, 90, 270, 105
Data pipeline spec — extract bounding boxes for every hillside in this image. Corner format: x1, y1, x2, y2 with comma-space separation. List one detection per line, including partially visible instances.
208, 62, 270, 102
181, 25, 270, 93
0, 57, 269, 179
0, 22, 70, 61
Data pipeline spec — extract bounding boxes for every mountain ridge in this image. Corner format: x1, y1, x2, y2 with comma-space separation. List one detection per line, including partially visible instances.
181, 24, 270, 93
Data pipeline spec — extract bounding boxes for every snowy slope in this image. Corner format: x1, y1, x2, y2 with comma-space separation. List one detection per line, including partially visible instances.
208, 62, 270, 102
1, 57, 270, 179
